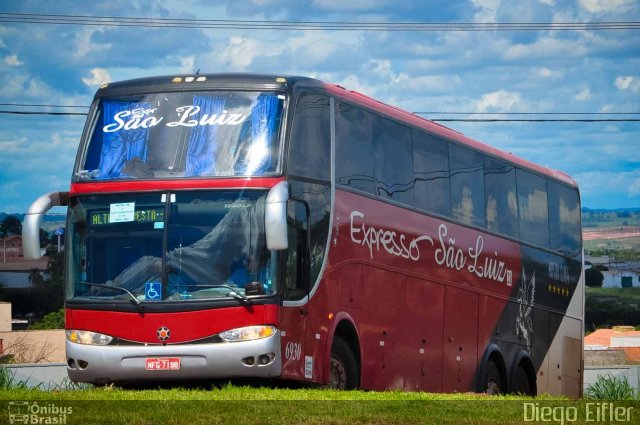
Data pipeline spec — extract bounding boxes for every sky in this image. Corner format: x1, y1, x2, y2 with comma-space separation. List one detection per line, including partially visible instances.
0, 0, 638, 213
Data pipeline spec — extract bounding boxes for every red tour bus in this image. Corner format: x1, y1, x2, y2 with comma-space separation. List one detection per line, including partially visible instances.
23, 74, 583, 396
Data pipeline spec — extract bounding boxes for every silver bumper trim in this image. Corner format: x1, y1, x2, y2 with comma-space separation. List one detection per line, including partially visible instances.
66, 333, 282, 384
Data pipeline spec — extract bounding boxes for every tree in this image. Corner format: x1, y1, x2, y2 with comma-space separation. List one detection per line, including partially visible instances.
39, 228, 50, 248
0, 215, 22, 238
585, 267, 604, 287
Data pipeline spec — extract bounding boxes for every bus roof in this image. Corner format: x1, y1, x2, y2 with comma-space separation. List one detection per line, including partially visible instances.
94, 73, 577, 189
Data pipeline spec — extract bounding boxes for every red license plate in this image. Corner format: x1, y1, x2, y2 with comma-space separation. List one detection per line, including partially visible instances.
145, 357, 181, 371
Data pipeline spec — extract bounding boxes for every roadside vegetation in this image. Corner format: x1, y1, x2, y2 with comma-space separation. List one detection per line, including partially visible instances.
585, 287, 640, 330
584, 374, 638, 400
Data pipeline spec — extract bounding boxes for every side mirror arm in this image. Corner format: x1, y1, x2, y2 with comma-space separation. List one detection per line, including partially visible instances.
22, 192, 68, 259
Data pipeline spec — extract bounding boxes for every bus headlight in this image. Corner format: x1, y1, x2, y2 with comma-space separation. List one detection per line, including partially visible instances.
219, 325, 276, 342
66, 330, 113, 346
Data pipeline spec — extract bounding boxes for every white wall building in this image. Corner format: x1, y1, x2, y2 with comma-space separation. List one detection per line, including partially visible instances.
602, 270, 640, 288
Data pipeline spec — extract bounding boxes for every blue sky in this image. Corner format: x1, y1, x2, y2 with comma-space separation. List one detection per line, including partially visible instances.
0, 0, 638, 213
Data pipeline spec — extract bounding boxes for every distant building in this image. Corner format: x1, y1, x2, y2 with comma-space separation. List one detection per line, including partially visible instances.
1, 235, 23, 262
602, 270, 640, 288
0, 257, 49, 289
584, 327, 640, 366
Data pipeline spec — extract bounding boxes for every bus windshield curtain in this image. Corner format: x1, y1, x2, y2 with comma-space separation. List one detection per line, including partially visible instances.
238, 94, 280, 175
98, 101, 150, 179
185, 96, 226, 177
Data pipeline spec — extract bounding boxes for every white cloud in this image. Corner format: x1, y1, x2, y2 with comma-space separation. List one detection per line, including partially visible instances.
371, 59, 409, 85
575, 87, 591, 101
312, 0, 391, 11
629, 178, 640, 197
536, 67, 564, 79
179, 56, 195, 74
82, 68, 112, 87
222, 37, 265, 69
4, 54, 23, 66
579, 0, 635, 14
471, 0, 501, 22
475, 90, 522, 112
539, 0, 555, 5
615, 76, 640, 93
73, 28, 110, 59
0, 74, 56, 99
504, 38, 587, 60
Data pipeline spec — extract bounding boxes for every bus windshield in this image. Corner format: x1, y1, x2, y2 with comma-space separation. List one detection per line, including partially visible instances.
76, 91, 285, 180
67, 190, 277, 304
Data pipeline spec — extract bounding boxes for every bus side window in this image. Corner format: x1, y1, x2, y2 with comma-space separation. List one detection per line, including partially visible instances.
450, 144, 485, 227
413, 130, 451, 217
335, 101, 375, 194
517, 169, 550, 248
484, 157, 518, 237
548, 181, 581, 254
288, 93, 330, 181
283, 199, 310, 301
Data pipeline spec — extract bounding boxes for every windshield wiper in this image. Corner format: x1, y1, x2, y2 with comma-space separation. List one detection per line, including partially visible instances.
226, 287, 252, 305
80, 282, 142, 307
187, 284, 252, 305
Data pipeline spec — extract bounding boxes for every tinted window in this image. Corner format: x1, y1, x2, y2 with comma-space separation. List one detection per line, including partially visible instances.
374, 116, 414, 205
413, 130, 451, 217
450, 144, 485, 227
284, 200, 309, 301
290, 179, 331, 288
288, 94, 330, 181
517, 169, 549, 248
484, 157, 518, 237
335, 102, 375, 194
548, 181, 581, 253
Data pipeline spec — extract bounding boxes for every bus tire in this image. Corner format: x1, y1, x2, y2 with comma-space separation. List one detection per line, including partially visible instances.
484, 360, 503, 395
512, 366, 534, 396
329, 336, 359, 390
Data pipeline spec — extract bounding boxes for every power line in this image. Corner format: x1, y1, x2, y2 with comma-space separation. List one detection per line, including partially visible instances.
414, 112, 640, 115
0, 12, 638, 31
3, 103, 638, 116
0, 103, 88, 108
416, 111, 640, 122
2, 103, 638, 121
0, 110, 87, 116
432, 118, 640, 122
1, 109, 638, 122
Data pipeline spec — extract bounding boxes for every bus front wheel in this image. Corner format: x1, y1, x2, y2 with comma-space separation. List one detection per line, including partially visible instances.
329, 336, 359, 390
484, 360, 503, 395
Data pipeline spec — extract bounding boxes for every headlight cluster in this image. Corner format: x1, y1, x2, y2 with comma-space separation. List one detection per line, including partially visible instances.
219, 325, 276, 342
66, 330, 113, 346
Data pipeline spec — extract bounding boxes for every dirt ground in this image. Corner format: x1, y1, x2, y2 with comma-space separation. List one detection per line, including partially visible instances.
583, 226, 640, 241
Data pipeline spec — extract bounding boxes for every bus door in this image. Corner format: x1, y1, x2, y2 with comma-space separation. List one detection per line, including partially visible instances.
279, 199, 311, 380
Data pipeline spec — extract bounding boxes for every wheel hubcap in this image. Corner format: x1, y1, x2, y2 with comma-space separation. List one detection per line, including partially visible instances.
329, 356, 347, 389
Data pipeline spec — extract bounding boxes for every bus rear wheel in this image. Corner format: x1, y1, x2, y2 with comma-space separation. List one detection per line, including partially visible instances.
328, 336, 359, 390
512, 366, 534, 396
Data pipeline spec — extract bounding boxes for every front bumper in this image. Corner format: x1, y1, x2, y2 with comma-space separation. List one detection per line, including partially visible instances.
66, 332, 282, 384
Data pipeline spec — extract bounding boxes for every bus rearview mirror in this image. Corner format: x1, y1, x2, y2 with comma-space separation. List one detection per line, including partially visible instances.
265, 181, 289, 251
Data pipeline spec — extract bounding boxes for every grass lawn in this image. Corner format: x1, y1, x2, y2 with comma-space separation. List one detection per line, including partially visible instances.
1, 385, 637, 424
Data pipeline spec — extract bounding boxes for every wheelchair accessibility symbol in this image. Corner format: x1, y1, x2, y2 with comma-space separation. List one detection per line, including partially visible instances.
145, 282, 162, 301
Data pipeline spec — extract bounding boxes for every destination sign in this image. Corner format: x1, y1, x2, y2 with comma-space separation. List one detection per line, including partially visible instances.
89, 207, 164, 226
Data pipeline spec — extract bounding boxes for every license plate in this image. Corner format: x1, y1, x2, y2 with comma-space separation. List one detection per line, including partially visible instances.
145, 357, 181, 371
